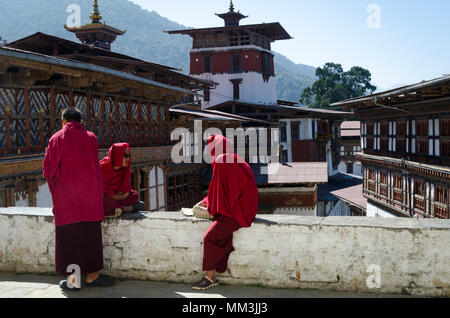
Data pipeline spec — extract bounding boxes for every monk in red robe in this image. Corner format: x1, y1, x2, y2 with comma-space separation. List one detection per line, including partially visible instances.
43, 107, 116, 291
192, 135, 259, 290
100, 143, 145, 218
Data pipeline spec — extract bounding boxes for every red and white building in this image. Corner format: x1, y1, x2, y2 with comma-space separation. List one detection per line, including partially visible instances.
167, 1, 291, 109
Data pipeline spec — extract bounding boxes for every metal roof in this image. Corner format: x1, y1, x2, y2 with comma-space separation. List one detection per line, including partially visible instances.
331, 74, 450, 108
252, 162, 328, 185
207, 100, 353, 119
166, 22, 292, 41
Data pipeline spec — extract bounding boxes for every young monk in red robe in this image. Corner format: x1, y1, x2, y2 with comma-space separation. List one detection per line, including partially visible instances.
100, 143, 145, 218
43, 107, 116, 291
192, 135, 259, 290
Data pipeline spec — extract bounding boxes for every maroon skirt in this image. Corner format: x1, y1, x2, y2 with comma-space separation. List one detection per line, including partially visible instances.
55, 221, 104, 276
203, 214, 242, 273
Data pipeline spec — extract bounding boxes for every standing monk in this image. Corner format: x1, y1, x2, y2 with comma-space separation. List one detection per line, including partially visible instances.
100, 143, 145, 218
192, 135, 259, 290
43, 107, 116, 291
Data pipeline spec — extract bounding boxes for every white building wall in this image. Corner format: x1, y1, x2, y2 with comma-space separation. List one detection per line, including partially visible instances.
36, 184, 52, 208
353, 162, 362, 176
14, 184, 57, 208
366, 201, 397, 218
273, 205, 317, 217
337, 161, 363, 176
199, 72, 277, 109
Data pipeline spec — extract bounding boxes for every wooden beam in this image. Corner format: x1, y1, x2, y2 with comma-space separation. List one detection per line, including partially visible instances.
3, 56, 82, 77
421, 88, 443, 97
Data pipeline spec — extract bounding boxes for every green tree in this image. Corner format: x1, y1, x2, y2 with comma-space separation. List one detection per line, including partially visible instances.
300, 62, 376, 109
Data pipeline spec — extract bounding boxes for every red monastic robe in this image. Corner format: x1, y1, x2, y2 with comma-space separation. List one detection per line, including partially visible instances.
43, 122, 104, 227
203, 135, 259, 228
99, 143, 132, 197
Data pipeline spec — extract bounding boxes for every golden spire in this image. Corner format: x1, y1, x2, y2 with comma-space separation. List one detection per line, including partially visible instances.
90, 0, 103, 24
229, 0, 235, 12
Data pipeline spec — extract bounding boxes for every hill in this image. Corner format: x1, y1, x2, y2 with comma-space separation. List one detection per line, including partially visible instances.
0, 0, 316, 102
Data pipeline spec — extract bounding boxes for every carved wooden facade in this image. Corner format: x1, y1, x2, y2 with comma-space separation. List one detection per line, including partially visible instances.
0, 40, 212, 211
332, 76, 450, 219
0, 86, 170, 155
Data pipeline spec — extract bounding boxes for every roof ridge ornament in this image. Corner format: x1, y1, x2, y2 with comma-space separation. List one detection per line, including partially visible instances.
90, 0, 103, 24
229, 0, 235, 12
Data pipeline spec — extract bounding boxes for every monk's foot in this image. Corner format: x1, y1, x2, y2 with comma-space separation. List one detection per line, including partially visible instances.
86, 272, 100, 284
123, 206, 133, 213
192, 276, 219, 291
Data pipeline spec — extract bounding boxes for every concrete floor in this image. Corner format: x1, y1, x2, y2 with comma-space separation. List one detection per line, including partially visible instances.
0, 273, 414, 298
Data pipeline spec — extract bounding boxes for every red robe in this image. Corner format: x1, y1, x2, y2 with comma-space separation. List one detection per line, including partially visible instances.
99, 143, 132, 197
43, 122, 104, 227
203, 135, 258, 228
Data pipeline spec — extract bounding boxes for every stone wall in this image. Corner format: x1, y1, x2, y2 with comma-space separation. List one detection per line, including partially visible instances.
0, 208, 449, 297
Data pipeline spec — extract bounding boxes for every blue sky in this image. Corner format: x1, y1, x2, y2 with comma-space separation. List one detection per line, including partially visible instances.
130, 0, 450, 90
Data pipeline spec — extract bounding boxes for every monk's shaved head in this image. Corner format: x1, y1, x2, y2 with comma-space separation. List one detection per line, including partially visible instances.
62, 107, 83, 123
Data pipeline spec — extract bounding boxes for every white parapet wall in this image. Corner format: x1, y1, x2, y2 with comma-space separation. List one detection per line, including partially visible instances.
0, 208, 449, 297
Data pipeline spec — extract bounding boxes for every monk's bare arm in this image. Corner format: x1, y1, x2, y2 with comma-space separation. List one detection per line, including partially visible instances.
110, 192, 130, 201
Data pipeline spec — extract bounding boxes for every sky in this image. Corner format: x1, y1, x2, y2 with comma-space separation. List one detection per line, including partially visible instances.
129, 0, 450, 90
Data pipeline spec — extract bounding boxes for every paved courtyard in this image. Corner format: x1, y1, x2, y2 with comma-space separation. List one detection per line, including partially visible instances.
0, 273, 414, 298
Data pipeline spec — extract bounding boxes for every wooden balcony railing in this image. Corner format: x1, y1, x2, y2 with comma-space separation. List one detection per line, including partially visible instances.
0, 86, 170, 156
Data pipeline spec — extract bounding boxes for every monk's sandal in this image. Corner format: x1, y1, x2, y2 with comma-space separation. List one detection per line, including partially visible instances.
192, 276, 219, 291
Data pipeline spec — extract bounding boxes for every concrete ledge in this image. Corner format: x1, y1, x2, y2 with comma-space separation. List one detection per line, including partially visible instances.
0, 208, 449, 297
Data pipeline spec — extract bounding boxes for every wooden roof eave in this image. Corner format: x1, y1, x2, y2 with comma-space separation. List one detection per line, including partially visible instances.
0, 48, 196, 100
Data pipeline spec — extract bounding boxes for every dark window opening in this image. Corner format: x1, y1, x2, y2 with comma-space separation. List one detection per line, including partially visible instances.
262, 53, 271, 77
346, 163, 354, 174
232, 53, 242, 73
280, 123, 287, 142
203, 89, 210, 102
203, 55, 212, 73
291, 121, 301, 141
230, 79, 242, 100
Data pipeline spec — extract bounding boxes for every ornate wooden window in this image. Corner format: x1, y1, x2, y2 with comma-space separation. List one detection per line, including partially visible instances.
372, 122, 380, 150
379, 171, 388, 197
367, 168, 376, 192
388, 121, 396, 153
361, 122, 367, 149
393, 174, 403, 203
414, 119, 428, 156
396, 121, 407, 154
440, 117, 450, 162
434, 185, 449, 219
413, 179, 426, 213
428, 118, 439, 157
